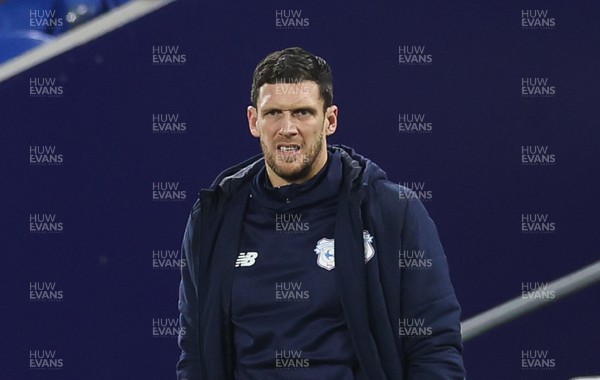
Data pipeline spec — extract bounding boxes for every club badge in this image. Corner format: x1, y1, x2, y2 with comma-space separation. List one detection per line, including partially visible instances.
314, 230, 375, 271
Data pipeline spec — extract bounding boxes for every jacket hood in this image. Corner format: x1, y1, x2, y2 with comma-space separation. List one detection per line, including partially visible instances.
206, 145, 388, 196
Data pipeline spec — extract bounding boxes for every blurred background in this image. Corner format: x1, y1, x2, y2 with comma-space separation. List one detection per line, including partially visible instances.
1, 1, 599, 379
0, 0, 131, 64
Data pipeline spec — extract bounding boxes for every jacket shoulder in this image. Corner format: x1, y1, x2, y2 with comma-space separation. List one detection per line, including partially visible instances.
368, 179, 415, 208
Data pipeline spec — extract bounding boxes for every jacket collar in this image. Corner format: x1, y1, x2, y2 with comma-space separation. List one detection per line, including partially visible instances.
205, 145, 388, 200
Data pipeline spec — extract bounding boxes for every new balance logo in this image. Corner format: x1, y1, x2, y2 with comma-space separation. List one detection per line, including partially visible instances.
235, 252, 258, 267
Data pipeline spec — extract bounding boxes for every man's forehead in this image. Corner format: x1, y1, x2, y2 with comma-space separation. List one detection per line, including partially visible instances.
257, 81, 322, 109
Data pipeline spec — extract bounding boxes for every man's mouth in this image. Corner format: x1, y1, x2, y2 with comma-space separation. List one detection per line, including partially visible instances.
277, 144, 301, 154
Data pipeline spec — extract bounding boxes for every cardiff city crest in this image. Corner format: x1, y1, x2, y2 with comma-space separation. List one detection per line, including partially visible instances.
362, 230, 375, 263
314, 230, 375, 271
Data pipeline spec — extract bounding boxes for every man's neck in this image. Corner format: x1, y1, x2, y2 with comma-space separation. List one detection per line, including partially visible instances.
267, 151, 329, 188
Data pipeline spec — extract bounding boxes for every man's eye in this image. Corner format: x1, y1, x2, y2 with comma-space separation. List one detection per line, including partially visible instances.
295, 109, 312, 116
265, 110, 280, 117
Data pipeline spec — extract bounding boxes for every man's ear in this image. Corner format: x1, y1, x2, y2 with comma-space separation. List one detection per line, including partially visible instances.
324, 105, 338, 136
247, 106, 260, 138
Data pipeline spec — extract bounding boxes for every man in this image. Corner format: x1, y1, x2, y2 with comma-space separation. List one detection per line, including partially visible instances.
177, 47, 465, 379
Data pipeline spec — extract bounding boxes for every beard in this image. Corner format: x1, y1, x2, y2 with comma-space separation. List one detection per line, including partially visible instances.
261, 130, 325, 184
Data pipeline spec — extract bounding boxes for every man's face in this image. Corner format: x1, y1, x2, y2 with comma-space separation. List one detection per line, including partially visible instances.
247, 80, 337, 187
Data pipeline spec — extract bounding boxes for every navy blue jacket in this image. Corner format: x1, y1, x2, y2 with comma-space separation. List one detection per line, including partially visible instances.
177, 145, 465, 379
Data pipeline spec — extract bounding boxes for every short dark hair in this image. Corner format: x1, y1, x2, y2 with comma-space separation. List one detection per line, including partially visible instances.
251, 47, 333, 111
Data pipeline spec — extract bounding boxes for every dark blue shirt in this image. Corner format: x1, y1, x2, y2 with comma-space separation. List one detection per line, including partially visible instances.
232, 152, 358, 380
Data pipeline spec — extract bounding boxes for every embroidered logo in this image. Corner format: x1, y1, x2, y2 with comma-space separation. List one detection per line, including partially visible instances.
314, 238, 335, 271
235, 251, 258, 267
363, 230, 375, 262
314, 230, 375, 271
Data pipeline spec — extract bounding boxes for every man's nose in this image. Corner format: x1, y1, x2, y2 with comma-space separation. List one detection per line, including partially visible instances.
279, 112, 298, 135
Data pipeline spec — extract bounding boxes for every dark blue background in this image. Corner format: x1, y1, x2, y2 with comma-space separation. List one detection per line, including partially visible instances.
2, 1, 599, 379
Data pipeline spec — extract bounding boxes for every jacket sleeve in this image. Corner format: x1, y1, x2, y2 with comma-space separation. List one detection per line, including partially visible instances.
399, 190, 465, 379
176, 201, 203, 380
